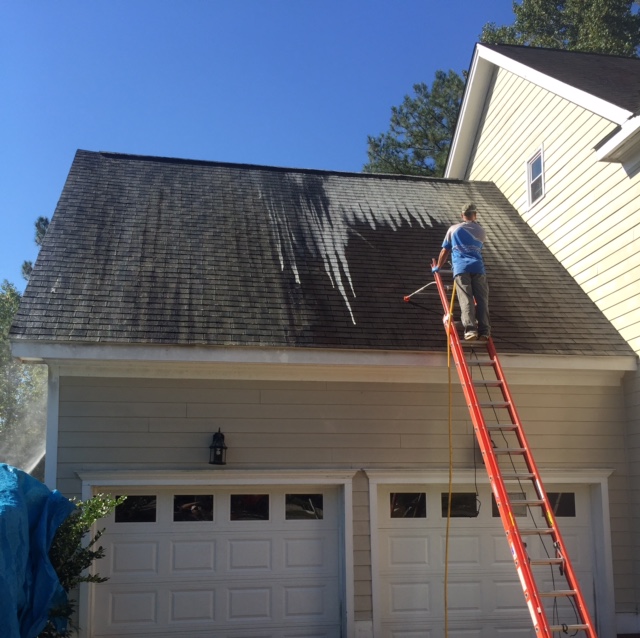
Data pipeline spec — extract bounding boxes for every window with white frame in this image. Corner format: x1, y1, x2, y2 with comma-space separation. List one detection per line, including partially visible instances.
527, 148, 544, 206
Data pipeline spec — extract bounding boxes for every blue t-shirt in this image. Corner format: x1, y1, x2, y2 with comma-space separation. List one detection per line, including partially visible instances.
442, 221, 486, 276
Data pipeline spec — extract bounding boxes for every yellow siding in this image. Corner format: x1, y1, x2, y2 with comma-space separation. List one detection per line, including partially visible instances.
57, 375, 634, 618
468, 67, 640, 354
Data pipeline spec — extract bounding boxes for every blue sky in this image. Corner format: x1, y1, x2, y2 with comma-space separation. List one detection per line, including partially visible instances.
1, 1, 515, 290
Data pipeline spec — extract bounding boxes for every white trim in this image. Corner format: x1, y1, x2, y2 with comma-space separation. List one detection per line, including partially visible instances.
78, 468, 358, 487
446, 52, 495, 179
9, 341, 636, 386
446, 44, 632, 180
44, 365, 59, 489
78, 469, 356, 638
366, 468, 615, 638
596, 114, 640, 164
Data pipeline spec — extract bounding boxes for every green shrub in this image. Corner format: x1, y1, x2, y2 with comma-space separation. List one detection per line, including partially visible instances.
38, 493, 126, 638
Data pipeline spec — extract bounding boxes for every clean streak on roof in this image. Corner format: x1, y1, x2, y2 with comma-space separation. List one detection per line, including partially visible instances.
11, 150, 632, 356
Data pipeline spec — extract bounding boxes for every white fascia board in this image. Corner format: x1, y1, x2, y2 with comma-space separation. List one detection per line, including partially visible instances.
10, 340, 636, 386
446, 48, 494, 179
596, 114, 640, 163
78, 468, 358, 488
446, 44, 632, 179
365, 467, 613, 485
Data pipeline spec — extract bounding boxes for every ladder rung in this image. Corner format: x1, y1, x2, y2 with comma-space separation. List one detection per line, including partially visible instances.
479, 401, 510, 408
487, 423, 518, 431
494, 447, 526, 455
460, 340, 488, 347
550, 625, 589, 632
474, 380, 503, 387
530, 558, 564, 566
520, 528, 555, 536
539, 590, 577, 598
510, 499, 544, 507
502, 473, 536, 480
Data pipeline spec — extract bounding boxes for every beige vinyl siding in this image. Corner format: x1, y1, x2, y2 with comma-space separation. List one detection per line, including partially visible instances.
57, 375, 633, 616
468, 67, 640, 354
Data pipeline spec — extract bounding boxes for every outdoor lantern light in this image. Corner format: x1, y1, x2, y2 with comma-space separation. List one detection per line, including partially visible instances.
209, 428, 227, 465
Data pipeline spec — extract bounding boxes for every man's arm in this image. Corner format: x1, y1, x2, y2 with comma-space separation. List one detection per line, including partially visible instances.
435, 247, 450, 270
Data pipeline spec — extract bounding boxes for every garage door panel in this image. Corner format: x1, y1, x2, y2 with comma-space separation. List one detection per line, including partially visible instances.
284, 535, 327, 569
170, 588, 215, 622
171, 538, 216, 573
446, 579, 483, 612
91, 486, 342, 637
384, 578, 432, 615
228, 538, 273, 571
441, 535, 482, 567
376, 483, 595, 637
111, 539, 160, 575
379, 532, 432, 571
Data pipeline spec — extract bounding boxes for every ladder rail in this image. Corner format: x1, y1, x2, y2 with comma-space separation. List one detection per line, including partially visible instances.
433, 271, 552, 636
431, 266, 598, 638
486, 337, 597, 631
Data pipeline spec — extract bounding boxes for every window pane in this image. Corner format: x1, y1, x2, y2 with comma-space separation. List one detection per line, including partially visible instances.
530, 176, 543, 202
531, 155, 542, 179
390, 492, 426, 518
173, 495, 214, 522
115, 495, 157, 523
528, 152, 544, 204
286, 494, 324, 520
548, 492, 576, 517
441, 493, 478, 518
230, 494, 269, 521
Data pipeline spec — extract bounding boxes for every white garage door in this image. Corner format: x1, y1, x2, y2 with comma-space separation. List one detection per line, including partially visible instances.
91, 485, 342, 638
376, 483, 595, 638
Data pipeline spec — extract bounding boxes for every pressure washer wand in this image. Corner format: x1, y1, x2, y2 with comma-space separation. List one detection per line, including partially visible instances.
403, 259, 452, 302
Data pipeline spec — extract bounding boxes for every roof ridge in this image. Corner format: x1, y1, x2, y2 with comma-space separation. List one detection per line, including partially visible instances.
80, 149, 468, 184
481, 42, 640, 63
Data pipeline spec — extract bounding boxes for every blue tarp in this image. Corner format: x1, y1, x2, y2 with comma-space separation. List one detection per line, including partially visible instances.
0, 464, 76, 638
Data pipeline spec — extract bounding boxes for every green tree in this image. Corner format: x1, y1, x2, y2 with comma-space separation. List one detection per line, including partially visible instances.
0, 280, 47, 471
22, 216, 50, 281
363, 70, 465, 177
39, 494, 126, 638
481, 0, 640, 56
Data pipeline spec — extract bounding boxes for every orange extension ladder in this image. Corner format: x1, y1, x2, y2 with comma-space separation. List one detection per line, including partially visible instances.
429, 265, 598, 637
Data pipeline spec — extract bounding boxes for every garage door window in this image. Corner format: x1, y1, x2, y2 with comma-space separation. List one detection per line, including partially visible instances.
114, 495, 157, 523
548, 492, 576, 516
286, 493, 324, 519
492, 492, 527, 517
173, 494, 214, 521
390, 492, 426, 518
441, 492, 479, 517
230, 494, 269, 521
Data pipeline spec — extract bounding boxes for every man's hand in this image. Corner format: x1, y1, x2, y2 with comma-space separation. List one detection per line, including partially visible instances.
431, 266, 440, 273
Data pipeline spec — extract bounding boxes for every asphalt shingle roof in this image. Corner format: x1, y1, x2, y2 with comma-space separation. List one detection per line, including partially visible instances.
10, 150, 633, 356
482, 44, 640, 115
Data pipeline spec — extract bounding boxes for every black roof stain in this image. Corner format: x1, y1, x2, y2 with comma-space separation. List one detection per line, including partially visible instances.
10, 150, 633, 356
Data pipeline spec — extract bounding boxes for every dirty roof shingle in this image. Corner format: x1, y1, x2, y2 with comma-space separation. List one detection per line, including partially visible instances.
10, 150, 633, 357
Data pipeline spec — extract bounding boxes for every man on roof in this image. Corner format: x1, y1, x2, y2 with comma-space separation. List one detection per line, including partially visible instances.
432, 202, 490, 342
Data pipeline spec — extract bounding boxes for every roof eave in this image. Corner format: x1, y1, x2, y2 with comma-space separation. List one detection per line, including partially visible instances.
10, 340, 636, 386
596, 114, 640, 164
